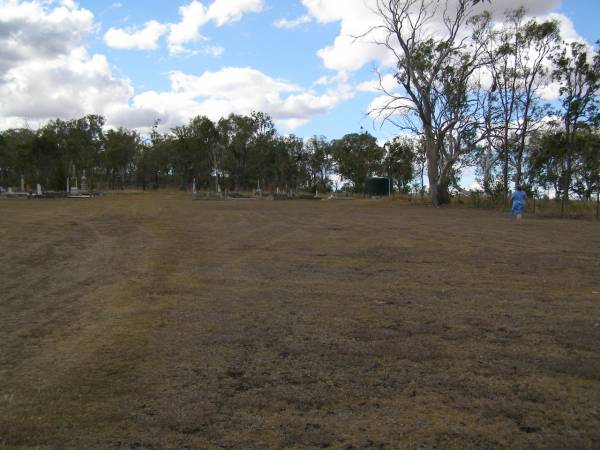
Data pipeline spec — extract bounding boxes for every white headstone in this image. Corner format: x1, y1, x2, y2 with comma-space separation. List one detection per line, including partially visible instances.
36, 183, 42, 196
80, 171, 88, 192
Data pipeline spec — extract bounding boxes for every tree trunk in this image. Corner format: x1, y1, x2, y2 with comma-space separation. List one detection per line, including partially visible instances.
425, 133, 452, 206
428, 168, 451, 205
561, 153, 573, 218
561, 128, 575, 218
515, 152, 523, 188
503, 140, 510, 206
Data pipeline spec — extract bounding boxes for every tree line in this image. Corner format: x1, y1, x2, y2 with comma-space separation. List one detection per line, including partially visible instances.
0, 108, 597, 203
0, 112, 417, 194
1, 1, 598, 206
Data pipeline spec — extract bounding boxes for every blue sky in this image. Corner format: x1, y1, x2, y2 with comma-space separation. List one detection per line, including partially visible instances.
0, 0, 598, 145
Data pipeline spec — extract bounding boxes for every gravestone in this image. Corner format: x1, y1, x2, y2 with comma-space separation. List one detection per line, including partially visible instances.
80, 171, 88, 193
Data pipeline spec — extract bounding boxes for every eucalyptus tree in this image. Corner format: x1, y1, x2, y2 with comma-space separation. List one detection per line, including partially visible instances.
528, 128, 600, 202
219, 114, 257, 191
247, 111, 277, 190
332, 132, 383, 193
527, 130, 563, 196
143, 120, 174, 189
70, 115, 106, 189
31, 129, 61, 190
552, 41, 600, 214
189, 115, 219, 188
481, 8, 560, 195
0, 128, 35, 188
170, 116, 217, 189
171, 122, 197, 189
280, 134, 309, 191
369, 0, 491, 205
383, 136, 415, 192
305, 135, 333, 192
104, 128, 140, 189
571, 130, 600, 200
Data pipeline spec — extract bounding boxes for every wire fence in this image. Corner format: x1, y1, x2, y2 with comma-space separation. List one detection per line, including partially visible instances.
398, 191, 600, 220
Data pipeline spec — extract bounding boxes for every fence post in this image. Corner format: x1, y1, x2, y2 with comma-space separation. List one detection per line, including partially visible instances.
596, 190, 599, 220
533, 195, 536, 216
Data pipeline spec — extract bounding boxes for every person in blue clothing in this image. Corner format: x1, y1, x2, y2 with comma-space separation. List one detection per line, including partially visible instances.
511, 184, 527, 220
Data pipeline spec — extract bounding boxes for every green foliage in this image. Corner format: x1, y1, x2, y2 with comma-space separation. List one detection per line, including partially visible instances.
529, 129, 600, 200
1, 113, 396, 193
332, 132, 384, 193
305, 135, 333, 192
383, 137, 416, 192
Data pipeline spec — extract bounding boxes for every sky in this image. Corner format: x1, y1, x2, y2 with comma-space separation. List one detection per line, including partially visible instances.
0, 0, 598, 145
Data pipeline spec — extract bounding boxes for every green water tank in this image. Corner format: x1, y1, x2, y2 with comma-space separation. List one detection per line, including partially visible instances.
365, 177, 392, 196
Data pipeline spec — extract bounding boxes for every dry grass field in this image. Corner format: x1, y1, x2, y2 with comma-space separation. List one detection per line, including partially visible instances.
1, 192, 599, 449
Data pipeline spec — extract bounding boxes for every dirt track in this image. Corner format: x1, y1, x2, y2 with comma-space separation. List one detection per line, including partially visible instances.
1, 193, 599, 449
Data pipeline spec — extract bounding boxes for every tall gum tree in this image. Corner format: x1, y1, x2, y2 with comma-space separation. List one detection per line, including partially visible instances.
552, 41, 600, 215
368, 0, 490, 205
480, 8, 559, 196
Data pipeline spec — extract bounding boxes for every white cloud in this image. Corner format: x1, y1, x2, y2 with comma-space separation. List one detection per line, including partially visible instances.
206, 0, 263, 26
301, 0, 564, 73
301, 0, 344, 23
274, 15, 312, 29
104, 0, 263, 55
202, 45, 224, 57
169, 67, 301, 97
167, 0, 262, 54
167, 1, 209, 55
538, 81, 562, 101
0, 0, 94, 71
0, 0, 130, 129
543, 12, 581, 43
303, 0, 391, 72
1, 48, 132, 120
314, 71, 349, 86
357, 74, 397, 93
0, 1, 353, 132
130, 67, 353, 130
367, 95, 414, 119
104, 20, 167, 50
59, 0, 77, 9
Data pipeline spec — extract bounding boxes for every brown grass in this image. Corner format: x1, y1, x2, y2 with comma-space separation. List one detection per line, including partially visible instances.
1, 192, 599, 449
